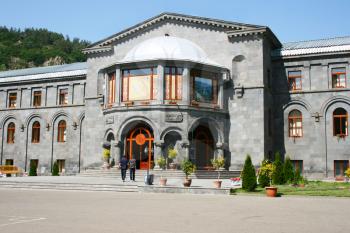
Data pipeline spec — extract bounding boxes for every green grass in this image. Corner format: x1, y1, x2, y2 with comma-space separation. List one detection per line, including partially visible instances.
231, 181, 350, 197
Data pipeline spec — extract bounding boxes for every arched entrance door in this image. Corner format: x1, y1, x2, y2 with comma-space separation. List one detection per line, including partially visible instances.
125, 125, 154, 170
193, 125, 214, 169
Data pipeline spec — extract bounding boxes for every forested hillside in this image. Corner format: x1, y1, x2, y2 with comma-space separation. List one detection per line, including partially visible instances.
0, 26, 90, 71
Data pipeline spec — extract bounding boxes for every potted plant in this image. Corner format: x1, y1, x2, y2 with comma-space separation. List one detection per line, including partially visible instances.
345, 168, 350, 183
168, 148, 178, 170
102, 148, 111, 169
181, 159, 196, 187
211, 155, 225, 188
156, 156, 167, 186
259, 162, 277, 197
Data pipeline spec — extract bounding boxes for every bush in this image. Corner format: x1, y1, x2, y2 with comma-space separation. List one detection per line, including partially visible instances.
258, 159, 271, 188
52, 162, 59, 176
211, 155, 226, 180
29, 161, 37, 176
181, 159, 196, 179
272, 152, 284, 185
156, 156, 166, 169
293, 168, 302, 185
283, 156, 294, 184
241, 155, 257, 191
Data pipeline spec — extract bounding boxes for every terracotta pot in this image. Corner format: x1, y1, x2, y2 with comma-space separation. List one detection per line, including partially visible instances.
183, 178, 192, 187
159, 178, 167, 186
299, 184, 305, 188
265, 186, 278, 197
213, 180, 222, 188
169, 163, 177, 170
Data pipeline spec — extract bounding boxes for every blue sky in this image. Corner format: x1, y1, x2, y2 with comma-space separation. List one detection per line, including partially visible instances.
1, 0, 349, 44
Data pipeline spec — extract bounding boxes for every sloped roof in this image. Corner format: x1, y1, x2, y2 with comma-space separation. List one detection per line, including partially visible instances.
273, 36, 350, 57
84, 12, 265, 54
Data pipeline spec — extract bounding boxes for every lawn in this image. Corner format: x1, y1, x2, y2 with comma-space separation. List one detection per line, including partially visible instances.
231, 181, 350, 197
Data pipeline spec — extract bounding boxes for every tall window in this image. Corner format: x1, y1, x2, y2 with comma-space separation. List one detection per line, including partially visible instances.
33, 91, 42, 107
333, 108, 348, 137
191, 69, 218, 104
334, 160, 349, 177
57, 120, 67, 142
332, 68, 346, 88
32, 121, 40, 143
122, 68, 157, 102
8, 93, 17, 108
7, 122, 15, 144
288, 110, 303, 137
59, 89, 68, 105
165, 67, 182, 100
288, 71, 302, 91
107, 72, 116, 106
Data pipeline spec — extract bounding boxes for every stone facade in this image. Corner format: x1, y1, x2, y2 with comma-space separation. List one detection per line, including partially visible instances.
0, 13, 349, 178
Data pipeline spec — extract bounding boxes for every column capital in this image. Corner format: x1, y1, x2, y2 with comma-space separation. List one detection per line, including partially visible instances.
154, 140, 164, 147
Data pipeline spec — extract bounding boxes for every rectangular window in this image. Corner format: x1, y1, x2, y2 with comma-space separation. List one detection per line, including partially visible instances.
288, 71, 302, 91
57, 159, 65, 173
8, 92, 17, 108
291, 160, 303, 174
191, 69, 218, 104
33, 91, 42, 107
59, 89, 68, 105
107, 72, 116, 106
5, 159, 14, 165
122, 68, 157, 102
332, 68, 346, 88
165, 67, 183, 100
334, 160, 349, 177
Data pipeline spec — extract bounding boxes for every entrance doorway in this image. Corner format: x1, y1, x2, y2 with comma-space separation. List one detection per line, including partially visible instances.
193, 125, 214, 169
125, 125, 154, 170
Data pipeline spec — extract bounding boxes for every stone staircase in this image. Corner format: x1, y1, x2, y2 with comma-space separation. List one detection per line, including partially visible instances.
79, 168, 241, 179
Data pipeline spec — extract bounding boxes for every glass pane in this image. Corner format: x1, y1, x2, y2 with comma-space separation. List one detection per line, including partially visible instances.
194, 77, 213, 102
332, 68, 346, 74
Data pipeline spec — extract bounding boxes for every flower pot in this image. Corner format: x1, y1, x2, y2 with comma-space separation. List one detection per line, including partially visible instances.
169, 163, 176, 170
183, 178, 192, 187
159, 178, 167, 186
299, 184, 305, 188
265, 186, 278, 197
213, 180, 222, 189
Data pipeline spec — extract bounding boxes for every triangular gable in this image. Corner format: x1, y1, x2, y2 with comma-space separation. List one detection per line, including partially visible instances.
83, 12, 265, 54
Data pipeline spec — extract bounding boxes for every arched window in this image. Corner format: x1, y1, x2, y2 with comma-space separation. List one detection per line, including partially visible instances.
333, 108, 348, 137
288, 110, 303, 137
57, 120, 67, 142
32, 121, 40, 143
7, 122, 15, 144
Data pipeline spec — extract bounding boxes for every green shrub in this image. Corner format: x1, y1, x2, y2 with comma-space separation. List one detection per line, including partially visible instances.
181, 159, 196, 179
258, 159, 271, 188
156, 156, 166, 169
211, 155, 226, 180
293, 168, 302, 185
241, 155, 257, 191
168, 148, 178, 160
272, 152, 284, 185
29, 161, 37, 176
283, 156, 294, 184
52, 162, 59, 176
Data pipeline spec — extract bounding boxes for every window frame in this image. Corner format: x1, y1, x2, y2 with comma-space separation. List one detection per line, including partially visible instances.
7, 122, 15, 144
165, 67, 183, 101
31, 121, 40, 143
191, 69, 219, 104
288, 70, 302, 91
331, 67, 346, 88
57, 120, 67, 143
33, 90, 42, 107
8, 92, 17, 108
334, 160, 349, 177
288, 110, 303, 138
333, 108, 348, 137
58, 88, 68, 105
107, 72, 116, 106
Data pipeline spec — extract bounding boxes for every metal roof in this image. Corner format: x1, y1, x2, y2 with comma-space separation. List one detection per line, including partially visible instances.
281, 36, 350, 51
0, 62, 87, 78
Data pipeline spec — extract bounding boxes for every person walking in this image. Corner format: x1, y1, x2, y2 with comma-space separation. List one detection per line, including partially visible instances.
129, 157, 136, 181
119, 155, 128, 182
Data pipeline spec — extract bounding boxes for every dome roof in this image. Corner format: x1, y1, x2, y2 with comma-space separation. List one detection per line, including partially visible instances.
121, 36, 218, 66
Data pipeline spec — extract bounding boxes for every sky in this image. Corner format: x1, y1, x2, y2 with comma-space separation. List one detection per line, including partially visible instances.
1, 0, 350, 44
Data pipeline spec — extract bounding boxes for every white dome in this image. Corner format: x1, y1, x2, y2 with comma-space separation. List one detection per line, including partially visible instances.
121, 36, 218, 66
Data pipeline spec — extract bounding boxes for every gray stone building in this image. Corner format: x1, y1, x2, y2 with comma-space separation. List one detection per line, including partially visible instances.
0, 13, 349, 178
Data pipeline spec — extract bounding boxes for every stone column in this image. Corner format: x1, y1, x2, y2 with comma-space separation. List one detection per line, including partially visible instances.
113, 141, 122, 167
182, 67, 190, 105
157, 63, 164, 104
181, 140, 190, 160
153, 140, 164, 169
218, 76, 224, 108
115, 68, 121, 106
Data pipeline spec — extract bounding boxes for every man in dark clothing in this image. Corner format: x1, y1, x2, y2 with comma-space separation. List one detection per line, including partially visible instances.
129, 158, 136, 181
119, 156, 128, 182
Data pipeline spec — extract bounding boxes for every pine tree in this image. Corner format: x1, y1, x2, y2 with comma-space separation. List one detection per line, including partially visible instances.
52, 162, 59, 176
29, 161, 37, 176
283, 156, 294, 184
272, 152, 284, 185
241, 155, 257, 191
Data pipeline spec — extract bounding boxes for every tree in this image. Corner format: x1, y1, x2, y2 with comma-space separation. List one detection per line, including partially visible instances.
29, 161, 37, 176
241, 155, 257, 191
272, 152, 284, 185
258, 159, 271, 188
52, 162, 59, 176
283, 156, 294, 184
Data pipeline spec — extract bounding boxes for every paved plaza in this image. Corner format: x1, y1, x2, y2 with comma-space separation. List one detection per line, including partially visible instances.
0, 188, 349, 233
